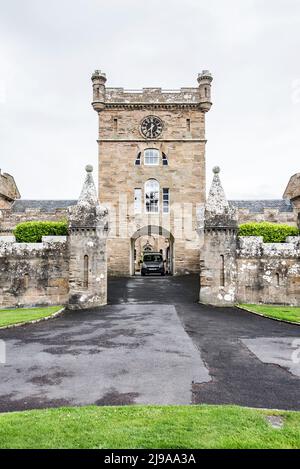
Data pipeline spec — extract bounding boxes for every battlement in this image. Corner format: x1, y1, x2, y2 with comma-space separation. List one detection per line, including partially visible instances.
105, 87, 201, 105
91, 70, 213, 111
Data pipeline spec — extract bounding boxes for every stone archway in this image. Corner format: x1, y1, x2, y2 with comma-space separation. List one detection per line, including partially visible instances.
130, 225, 174, 276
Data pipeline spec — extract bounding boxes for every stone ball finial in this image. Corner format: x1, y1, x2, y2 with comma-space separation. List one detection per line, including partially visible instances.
85, 164, 93, 173
213, 166, 220, 174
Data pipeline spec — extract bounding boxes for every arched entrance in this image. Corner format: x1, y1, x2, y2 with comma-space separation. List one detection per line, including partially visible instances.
131, 225, 174, 276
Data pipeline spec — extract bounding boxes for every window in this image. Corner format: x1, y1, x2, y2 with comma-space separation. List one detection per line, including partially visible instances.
144, 149, 159, 166
113, 118, 118, 132
186, 119, 191, 132
134, 188, 142, 214
162, 153, 168, 166
135, 152, 141, 165
220, 255, 225, 287
163, 188, 169, 213
84, 255, 89, 289
145, 179, 159, 213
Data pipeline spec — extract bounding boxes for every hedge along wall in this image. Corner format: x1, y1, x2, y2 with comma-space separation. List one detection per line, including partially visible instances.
14, 221, 68, 243
0, 236, 69, 308
238, 222, 300, 243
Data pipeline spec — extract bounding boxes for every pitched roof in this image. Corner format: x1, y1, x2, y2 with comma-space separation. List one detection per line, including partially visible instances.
11, 200, 77, 213
229, 199, 294, 213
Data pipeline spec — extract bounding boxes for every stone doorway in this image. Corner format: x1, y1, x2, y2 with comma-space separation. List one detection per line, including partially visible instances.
131, 225, 174, 276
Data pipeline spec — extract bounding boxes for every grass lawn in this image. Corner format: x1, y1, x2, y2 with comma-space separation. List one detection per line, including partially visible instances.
0, 306, 62, 328
239, 304, 300, 324
0, 405, 299, 449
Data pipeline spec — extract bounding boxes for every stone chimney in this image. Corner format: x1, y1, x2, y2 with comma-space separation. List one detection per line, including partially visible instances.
68, 165, 109, 310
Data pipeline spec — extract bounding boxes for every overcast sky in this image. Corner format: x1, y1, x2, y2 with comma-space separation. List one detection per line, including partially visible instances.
0, 0, 299, 200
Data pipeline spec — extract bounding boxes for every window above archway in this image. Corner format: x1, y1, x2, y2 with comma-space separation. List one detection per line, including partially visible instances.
144, 149, 159, 166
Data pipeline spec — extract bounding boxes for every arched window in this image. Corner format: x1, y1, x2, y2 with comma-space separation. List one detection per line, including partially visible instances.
162, 153, 168, 166
145, 179, 159, 213
144, 149, 159, 166
135, 152, 141, 165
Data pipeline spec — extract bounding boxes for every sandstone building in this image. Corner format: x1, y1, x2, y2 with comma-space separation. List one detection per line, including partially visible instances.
0, 71, 299, 309
91, 70, 213, 276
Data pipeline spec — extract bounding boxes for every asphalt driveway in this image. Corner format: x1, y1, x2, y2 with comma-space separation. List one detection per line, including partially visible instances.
0, 275, 299, 411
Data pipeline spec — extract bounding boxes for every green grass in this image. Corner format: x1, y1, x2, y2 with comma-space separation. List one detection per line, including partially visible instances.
0, 306, 62, 327
240, 304, 300, 324
0, 405, 299, 449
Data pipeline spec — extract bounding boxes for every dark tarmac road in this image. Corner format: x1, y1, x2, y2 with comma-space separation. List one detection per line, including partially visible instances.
0, 275, 299, 411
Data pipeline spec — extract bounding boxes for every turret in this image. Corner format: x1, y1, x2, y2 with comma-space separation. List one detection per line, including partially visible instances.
91, 70, 107, 110
198, 70, 213, 112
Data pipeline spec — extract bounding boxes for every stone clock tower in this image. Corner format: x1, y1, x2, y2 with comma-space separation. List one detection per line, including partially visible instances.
91, 70, 213, 276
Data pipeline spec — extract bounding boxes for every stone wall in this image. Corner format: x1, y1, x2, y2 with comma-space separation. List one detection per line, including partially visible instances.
236, 236, 300, 306
0, 236, 69, 308
0, 167, 109, 311
200, 168, 300, 307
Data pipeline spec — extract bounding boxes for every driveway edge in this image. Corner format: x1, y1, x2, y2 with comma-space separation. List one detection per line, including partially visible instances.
236, 305, 300, 327
0, 307, 66, 331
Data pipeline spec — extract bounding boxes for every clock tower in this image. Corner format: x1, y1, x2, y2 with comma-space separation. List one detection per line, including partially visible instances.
91, 70, 213, 276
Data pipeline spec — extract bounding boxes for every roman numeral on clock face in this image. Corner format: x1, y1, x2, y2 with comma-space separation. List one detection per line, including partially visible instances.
140, 116, 163, 139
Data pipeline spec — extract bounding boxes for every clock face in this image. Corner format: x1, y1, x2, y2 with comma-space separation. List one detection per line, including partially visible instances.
140, 116, 163, 139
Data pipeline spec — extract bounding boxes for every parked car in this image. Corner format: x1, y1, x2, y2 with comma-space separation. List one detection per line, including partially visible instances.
141, 252, 165, 276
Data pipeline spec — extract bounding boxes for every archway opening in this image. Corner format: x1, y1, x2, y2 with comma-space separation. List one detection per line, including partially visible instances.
131, 225, 174, 276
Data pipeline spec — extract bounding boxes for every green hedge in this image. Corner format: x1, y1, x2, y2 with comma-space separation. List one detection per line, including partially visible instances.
238, 222, 299, 243
14, 221, 68, 243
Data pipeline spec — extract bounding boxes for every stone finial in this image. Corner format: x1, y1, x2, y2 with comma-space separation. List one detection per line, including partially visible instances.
205, 167, 237, 228
68, 165, 108, 229
78, 165, 98, 205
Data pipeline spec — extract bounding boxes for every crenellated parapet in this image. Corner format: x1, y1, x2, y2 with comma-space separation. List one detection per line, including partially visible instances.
91, 70, 213, 112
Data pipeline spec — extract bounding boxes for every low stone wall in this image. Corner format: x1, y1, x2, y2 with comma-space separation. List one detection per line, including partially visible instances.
0, 236, 69, 308
236, 236, 300, 306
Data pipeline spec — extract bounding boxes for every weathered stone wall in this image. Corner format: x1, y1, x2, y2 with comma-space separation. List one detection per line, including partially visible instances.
236, 236, 300, 306
0, 236, 69, 308
200, 168, 300, 307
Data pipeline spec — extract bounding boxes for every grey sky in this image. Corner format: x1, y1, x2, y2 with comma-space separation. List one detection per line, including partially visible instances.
0, 0, 299, 200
